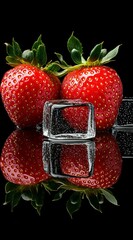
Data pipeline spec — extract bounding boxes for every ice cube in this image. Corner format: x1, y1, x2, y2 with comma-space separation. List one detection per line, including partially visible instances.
43, 99, 96, 140
113, 97, 133, 128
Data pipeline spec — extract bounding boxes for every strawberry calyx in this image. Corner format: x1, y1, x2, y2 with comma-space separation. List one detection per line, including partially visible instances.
3, 177, 119, 217
49, 32, 122, 77
5, 35, 60, 73
4, 33, 121, 78
3, 178, 61, 215
52, 178, 119, 218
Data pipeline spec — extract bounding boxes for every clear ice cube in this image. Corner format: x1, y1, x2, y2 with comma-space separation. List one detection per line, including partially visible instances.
112, 97, 133, 158
43, 99, 96, 140
113, 97, 133, 128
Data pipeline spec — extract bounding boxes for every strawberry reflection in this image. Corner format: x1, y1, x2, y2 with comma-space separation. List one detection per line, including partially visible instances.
60, 131, 122, 188
0, 129, 53, 215
0, 129, 51, 185
52, 131, 123, 217
0, 129, 123, 217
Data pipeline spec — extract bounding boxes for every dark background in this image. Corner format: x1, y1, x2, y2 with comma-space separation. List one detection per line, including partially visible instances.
0, 2, 132, 238
0, 2, 132, 95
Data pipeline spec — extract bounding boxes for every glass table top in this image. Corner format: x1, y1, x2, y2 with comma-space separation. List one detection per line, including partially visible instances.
0, 100, 133, 237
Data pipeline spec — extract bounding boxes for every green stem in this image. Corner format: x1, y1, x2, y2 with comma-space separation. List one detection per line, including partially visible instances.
54, 63, 86, 77
46, 59, 101, 78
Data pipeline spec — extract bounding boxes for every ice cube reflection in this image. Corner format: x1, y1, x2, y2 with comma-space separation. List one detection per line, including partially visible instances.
112, 128, 133, 158
42, 140, 95, 178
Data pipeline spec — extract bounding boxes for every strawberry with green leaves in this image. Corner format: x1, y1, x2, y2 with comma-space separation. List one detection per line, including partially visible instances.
0, 129, 55, 214
54, 33, 123, 130
0, 35, 61, 128
60, 131, 122, 188
53, 131, 123, 217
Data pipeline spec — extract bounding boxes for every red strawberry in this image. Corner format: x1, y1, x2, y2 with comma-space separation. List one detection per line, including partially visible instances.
60, 131, 122, 188
52, 131, 123, 217
62, 102, 93, 132
0, 129, 63, 215
58, 142, 94, 178
55, 33, 123, 130
0, 35, 61, 128
0, 129, 51, 185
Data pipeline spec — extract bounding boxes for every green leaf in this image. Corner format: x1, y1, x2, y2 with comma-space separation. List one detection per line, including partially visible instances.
5, 182, 18, 193
67, 32, 83, 55
36, 44, 47, 67
46, 62, 61, 72
3, 190, 21, 212
101, 189, 119, 206
32, 35, 43, 51
4, 191, 15, 205
10, 191, 22, 210
31, 201, 42, 215
70, 49, 82, 64
5, 43, 14, 56
89, 42, 103, 62
21, 191, 33, 201
66, 192, 82, 218
33, 188, 45, 206
97, 191, 104, 204
21, 186, 45, 215
101, 45, 121, 64
12, 38, 22, 57
86, 192, 102, 212
42, 179, 61, 191
69, 191, 82, 204
22, 49, 34, 62
54, 52, 69, 67
5, 56, 21, 66
99, 48, 107, 60
53, 188, 67, 201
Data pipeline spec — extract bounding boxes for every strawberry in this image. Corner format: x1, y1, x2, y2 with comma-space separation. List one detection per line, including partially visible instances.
0, 128, 51, 185
60, 131, 122, 188
54, 33, 123, 130
53, 131, 123, 217
0, 129, 61, 214
58, 142, 94, 178
0, 35, 61, 128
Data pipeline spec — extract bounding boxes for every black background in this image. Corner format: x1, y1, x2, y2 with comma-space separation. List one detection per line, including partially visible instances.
0, 2, 133, 238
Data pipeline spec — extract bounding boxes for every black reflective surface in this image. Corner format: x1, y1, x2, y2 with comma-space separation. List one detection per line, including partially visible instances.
0, 3, 133, 237
0, 114, 133, 235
